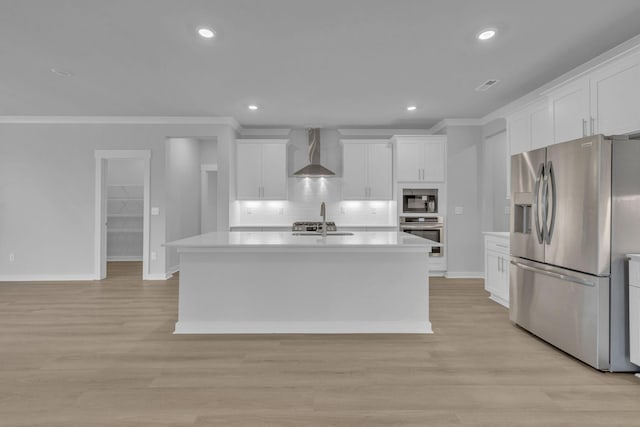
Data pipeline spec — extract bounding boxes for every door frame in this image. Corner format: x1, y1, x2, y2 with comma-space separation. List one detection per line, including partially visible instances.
94, 150, 151, 280
200, 163, 218, 233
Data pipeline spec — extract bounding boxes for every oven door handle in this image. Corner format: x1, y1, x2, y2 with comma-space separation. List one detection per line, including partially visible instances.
400, 225, 443, 229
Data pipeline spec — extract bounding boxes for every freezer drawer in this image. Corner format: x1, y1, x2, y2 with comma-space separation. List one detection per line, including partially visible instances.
509, 258, 610, 370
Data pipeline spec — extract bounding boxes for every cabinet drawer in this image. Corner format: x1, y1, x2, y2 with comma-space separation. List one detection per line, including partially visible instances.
486, 237, 510, 255
630, 259, 640, 287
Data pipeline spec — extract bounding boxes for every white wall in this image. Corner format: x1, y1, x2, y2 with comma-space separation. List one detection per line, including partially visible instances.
165, 138, 202, 271
443, 125, 484, 276
0, 122, 234, 280
480, 118, 509, 233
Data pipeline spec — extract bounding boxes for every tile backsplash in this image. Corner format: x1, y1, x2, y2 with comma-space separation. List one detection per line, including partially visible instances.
231, 177, 396, 227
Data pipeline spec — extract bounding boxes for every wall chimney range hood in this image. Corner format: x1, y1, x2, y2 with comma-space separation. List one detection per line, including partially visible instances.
293, 128, 336, 177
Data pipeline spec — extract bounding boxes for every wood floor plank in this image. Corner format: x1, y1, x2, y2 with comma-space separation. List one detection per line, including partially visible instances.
0, 263, 639, 426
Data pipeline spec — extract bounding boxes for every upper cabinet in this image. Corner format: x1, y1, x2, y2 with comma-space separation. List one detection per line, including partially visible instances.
590, 51, 640, 136
236, 139, 288, 200
549, 78, 591, 144
507, 48, 640, 155
508, 98, 553, 155
341, 140, 392, 200
393, 135, 446, 182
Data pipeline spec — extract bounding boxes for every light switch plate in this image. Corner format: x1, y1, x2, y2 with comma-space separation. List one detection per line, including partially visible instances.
151, 207, 160, 216
454, 206, 463, 215
504, 206, 511, 215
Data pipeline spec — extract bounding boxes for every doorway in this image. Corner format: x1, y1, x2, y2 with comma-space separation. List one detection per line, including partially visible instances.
94, 150, 151, 280
200, 164, 218, 233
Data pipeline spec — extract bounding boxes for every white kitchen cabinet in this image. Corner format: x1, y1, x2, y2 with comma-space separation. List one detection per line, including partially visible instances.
393, 135, 446, 182
549, 78, 591, 144
508, 109, 531, 155
590, 52, 640, 136
483, 232, 510, 308
530, 101, 554, 150
545, 52, 640, 145
507, 98, 552, 155
236, 139, 288, 200
341, 140, 392, 200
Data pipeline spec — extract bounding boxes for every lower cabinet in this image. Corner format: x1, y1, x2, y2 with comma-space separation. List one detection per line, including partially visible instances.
484, 233, 510, 308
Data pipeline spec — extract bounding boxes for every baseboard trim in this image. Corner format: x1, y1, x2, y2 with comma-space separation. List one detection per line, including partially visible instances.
444, 271, 484, 279
143, 273, 173, 281
107, 256, 143, 261
174, 321, 433, 334
0, 274, 96, 282
489, 294, 510, 308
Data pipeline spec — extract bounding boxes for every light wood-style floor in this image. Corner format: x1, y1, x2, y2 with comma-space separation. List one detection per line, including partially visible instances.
1, 262, 639, 426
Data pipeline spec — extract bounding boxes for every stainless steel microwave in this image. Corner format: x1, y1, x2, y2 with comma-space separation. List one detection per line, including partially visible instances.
402, 188, 438, 214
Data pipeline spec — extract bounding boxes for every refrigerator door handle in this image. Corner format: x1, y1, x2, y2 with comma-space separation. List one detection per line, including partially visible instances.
533, 163, 545, 244
510, 260, 595, 287
546, 161, 557, 244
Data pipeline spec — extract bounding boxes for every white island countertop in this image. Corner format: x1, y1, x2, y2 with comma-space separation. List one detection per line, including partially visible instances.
166, 231, 437, 252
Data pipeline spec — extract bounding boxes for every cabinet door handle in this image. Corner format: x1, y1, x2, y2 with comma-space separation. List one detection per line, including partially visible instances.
582, 119, 587, 137
418, 169, 421, 181
590, 117, 595, 135
497, 257, 501, 272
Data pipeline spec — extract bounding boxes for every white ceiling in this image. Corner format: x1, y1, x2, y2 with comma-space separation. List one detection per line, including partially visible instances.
2, 0, 640, 128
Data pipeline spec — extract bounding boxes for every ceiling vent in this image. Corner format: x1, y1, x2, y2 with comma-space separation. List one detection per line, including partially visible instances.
475, 79, 500, 92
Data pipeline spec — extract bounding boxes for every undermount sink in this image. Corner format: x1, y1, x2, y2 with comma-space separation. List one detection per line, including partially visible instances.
292, 232, 355, 236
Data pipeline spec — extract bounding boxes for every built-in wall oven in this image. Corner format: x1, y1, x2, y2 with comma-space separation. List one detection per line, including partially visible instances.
402, 188, 439, 214
400, 216, 443, 257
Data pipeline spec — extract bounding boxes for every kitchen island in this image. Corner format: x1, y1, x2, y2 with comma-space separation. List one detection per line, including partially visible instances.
165, 231, 435, 334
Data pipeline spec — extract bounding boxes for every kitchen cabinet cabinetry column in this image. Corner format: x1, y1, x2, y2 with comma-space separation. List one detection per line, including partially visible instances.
235, 139, 288, 200
483, 232, 510, 308
393, 135, 446, 182
341, 140, 392, 200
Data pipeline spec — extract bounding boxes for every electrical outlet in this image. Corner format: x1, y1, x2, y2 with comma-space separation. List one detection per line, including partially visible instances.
247, 207, 254, 215
454, 206, 464, 215
371, 208, 377, 214
151, 207, 160, 216
504, 206, 511, 215
9, 253, 15, 262
151, 251, 157, 261
340, 206, 345, 214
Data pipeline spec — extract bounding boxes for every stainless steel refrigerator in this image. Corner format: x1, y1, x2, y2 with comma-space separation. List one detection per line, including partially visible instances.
510, 134, 640, 371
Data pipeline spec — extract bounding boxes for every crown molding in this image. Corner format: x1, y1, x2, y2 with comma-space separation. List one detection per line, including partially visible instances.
238, 128, 291, 136
428, 119, 483, 134
0, 116, 241, 129
337, 128, 431, 137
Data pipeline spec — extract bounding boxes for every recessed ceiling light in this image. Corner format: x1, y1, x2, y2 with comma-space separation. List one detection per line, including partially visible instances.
197, 27, 216, 39
248, 105, 259, 111
50, 68, 73, 77
406, 106, 417, 111
477, 28, 497, 41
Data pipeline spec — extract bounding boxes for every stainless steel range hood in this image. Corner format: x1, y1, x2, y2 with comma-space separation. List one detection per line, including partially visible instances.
293, 128, 335, 177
